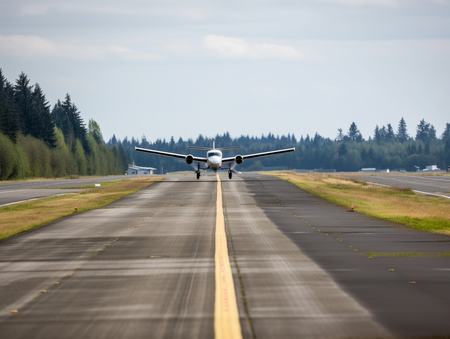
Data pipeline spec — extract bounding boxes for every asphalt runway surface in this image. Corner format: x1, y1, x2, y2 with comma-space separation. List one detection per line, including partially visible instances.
345, 174, 450, 198
0, 175, 132, 206
0, 173, 449, 338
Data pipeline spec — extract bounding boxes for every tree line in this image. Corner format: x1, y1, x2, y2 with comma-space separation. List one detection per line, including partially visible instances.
2, 69, 448, 177
110, 119, 450, 173
0, 69, 129, 180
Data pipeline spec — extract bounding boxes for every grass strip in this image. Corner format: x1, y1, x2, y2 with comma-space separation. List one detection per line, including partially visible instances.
0, 176, 163, 240
45, 181, 131, 189
265, 171, 450, 234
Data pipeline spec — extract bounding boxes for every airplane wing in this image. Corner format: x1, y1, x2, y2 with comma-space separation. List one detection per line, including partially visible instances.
222, 147, 295, 163
135, 146, 208, 163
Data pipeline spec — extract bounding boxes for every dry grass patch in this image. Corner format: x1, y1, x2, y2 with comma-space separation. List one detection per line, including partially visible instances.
336, 172, 450, 177
0, 175, 117, 184
266, 171, 450, 234
0, 176, 163, 240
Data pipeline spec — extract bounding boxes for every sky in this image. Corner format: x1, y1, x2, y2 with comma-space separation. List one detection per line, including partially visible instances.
1, 0, 449, 143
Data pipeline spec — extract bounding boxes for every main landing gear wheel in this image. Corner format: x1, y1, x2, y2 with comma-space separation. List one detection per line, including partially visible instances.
228, 171, 232, 179
196, 172, 200, 180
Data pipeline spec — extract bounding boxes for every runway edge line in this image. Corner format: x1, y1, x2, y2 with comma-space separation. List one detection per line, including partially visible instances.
214, 174, 243, 339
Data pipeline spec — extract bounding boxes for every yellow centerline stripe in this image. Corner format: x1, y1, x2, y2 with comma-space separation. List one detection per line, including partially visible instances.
215, 174, 243, 339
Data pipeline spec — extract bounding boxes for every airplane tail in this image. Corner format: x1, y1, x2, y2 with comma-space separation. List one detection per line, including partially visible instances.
187, 139, 240, 151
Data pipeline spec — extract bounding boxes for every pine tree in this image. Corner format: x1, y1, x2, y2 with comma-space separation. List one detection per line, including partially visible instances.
379, 126, 387, 141
0, 70, 19, 142
396, 117, 409, 143
386, 123, 395, 142
338, 143, 348, 156
88, 119, 104, 144
32, 84, 56, 147
14, 72, 35, 136
374, 125, 381, 143
442, 123, 450, 143
429, 125, 437, 140
53, 94, 89, 154
416, 119, 431, 142
348, 122, 362, 142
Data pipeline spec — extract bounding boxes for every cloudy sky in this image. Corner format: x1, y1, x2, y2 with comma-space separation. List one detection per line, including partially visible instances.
1, 0, 449, 143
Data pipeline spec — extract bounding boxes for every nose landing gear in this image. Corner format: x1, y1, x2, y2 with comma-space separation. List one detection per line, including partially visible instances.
228, 171, 232, 179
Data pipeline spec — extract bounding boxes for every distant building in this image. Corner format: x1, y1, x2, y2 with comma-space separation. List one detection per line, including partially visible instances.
126, 165, 156, 175
424, 165, 440, 171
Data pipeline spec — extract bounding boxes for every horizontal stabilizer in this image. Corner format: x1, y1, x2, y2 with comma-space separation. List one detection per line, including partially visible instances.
187, 146, 241, 150
187, 146, 212, 150
216, 146, 241, 150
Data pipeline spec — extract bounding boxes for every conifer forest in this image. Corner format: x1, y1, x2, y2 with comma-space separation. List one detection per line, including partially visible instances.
0, 70, 129, 180
112, 119, 450, 174
1, 69, 449, 179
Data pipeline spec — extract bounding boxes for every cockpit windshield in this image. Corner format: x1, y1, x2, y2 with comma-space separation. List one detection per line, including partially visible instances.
208, 152, 220, 157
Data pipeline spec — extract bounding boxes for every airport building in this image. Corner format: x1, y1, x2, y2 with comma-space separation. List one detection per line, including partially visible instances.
126, 165, 157, 175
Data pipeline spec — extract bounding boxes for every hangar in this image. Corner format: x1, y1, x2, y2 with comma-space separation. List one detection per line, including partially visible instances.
126, 165, 157, 175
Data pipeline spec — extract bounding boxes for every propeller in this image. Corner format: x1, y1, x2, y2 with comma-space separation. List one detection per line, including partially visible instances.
229, 162, 241, 174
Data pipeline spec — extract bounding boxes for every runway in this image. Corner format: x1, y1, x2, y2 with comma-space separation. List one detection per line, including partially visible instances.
0, 173, 449, 338
0, 175, 132, 206
345, 174, 450, 198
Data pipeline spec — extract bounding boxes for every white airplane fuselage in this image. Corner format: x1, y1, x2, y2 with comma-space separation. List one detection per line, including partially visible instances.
206, 150, 222, 171
135, 140, 295, 179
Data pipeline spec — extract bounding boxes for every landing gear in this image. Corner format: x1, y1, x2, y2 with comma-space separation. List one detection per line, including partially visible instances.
228, 171, 232, 179
197, 172, 200, 180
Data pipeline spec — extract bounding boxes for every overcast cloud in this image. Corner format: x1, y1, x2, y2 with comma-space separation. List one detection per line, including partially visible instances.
1, 0, 449, 142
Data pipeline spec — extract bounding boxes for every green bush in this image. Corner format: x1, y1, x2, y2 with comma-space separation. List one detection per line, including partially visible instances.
18, 135, 52, 177
0, 132, 17, 179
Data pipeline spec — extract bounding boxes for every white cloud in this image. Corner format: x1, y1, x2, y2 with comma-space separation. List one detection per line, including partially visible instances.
203, 35, 323, 61
0, 35, 162, 61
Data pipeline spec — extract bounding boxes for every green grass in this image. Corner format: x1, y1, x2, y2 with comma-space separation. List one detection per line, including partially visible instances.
0, 177, 163, 240
42, 180, 130, 189
266, 171, 450, 234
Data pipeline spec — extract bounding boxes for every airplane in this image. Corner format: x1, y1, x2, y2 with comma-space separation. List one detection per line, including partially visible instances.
135, 140, 295, 179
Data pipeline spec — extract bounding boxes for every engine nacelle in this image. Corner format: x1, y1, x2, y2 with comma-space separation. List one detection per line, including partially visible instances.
185, 154, 194, 165
235, 155, 244, 165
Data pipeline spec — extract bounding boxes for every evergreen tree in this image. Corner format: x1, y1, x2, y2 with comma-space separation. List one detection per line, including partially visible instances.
14, 72, 35, 136
386, 123, 395, 142
444, 141, 450, 168
109, 134, 118, 146
88, 119, 104, 144
374, 125, 381, 143
429, 125, 437, 140
379, 126, 387, 141
347, 122, 362, 142
442, 123, 450, 143
416, 119, 431, 142
397, 117, 408, 143
0, 70, 19, 142
53, 94, 89, 154
32, 84, 56, 147
338, 143, 348, 156
424, 141, 431, 155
